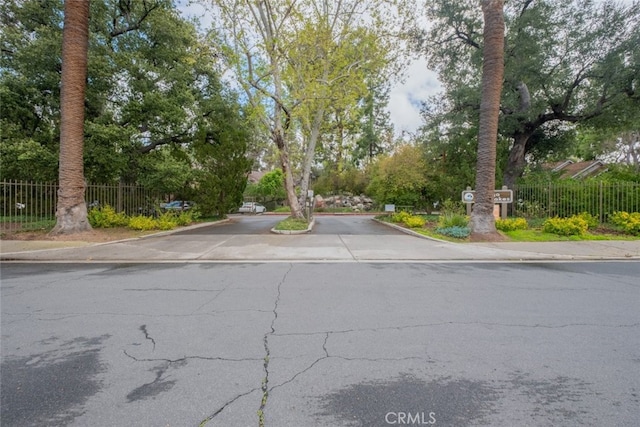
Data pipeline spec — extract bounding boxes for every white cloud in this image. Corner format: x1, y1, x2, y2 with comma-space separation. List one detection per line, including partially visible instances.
388, 58, 441, 137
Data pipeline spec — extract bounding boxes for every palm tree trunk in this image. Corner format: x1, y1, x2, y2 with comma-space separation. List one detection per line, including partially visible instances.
470, 0, 504, 238
51, 0, 91, 235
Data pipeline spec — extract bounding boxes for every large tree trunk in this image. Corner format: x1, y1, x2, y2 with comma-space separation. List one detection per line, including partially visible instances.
51, 0, 91, 235
502, 132, 531, 190
273, 129, 304, 219
470, 0, 504, 239
298, 107, 324, 211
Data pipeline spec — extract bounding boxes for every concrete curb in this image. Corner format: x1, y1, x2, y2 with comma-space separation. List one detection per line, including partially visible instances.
373, 218, 452, 243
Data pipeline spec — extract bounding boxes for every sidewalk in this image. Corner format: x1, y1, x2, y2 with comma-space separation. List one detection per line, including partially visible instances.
2, 222, 639, 262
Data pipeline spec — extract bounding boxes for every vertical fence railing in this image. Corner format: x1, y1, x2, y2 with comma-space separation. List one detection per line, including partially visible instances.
1, 180, 162, 235
513, 181, 640, 222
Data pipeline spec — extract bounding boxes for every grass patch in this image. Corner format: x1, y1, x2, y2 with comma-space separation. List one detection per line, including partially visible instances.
411, 227, 471, 242
504, 228, 640, 242
273, 206, 291, 213
274, 216, 309, 231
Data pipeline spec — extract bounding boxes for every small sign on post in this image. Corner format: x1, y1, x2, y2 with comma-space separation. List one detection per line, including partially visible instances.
462, 186, 513, 219
385, 204, 396, 213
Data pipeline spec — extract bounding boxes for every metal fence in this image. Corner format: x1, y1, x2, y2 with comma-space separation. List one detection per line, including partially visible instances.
1, 180, 161, 235
513, 181, 640, 222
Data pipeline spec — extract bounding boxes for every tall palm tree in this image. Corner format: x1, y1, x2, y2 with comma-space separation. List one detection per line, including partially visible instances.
470, 0, 504, 238
50, 0, 91, 235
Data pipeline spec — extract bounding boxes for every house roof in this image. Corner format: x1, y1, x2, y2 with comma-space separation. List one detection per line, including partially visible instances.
542, 159, 607, 179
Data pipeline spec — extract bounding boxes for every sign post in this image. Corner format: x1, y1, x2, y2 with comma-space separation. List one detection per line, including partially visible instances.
461, 186, 513, 219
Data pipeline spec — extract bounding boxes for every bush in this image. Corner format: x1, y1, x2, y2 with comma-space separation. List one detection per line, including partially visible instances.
440, 199, 465, 215
435, 226, 471, 238
88, 205, 128, 228
156, 211, 178, 230
127, 215, 159, 231
403, 215, 426, 228
390, 211, 412, 223
175, 210, 195, 226
495, 217, 528, 232
609, 211, 640, 235
542, 216, 588, 236
576, 212, 598, 229
438, 213, 469, 228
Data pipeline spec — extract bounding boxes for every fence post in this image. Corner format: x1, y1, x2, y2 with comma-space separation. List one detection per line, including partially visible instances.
117, 181, 123, 212
599, 181, 604, 224
548, 181, 552, 217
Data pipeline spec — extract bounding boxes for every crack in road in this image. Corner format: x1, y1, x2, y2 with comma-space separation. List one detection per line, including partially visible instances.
139, 325, 156, 351
198, 387, 259, 427
122, 350, 262, 364
269, 333, 433, 392
259, 264, 293, 427
273, 321, 640, 338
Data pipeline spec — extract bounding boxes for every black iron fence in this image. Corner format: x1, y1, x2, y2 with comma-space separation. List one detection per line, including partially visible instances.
513, 181, 640, 222
1, 180, 161, 234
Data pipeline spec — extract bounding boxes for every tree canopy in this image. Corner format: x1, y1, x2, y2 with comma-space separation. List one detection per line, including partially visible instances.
415, 0, 640, 188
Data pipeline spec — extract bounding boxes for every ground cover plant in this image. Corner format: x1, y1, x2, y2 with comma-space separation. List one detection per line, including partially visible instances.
274, 216, 309, 231
88, 205, 196, 231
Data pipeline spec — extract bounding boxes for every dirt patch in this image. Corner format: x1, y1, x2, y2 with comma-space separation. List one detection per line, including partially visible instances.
1, 228, 155, 243
470, 231, 509, 242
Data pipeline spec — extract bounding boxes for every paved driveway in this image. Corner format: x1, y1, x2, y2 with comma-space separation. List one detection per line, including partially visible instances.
174, 215, 405, 236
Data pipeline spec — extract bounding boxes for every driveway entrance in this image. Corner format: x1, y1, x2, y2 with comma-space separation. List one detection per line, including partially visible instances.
173, 214, 405, 236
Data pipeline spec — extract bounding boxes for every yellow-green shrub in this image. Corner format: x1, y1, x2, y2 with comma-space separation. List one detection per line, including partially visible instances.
127, 215, 158, 231
175, 211, 194, 226
403, 215, 426, 228
542, 216, 588, 236
156, 212, 178, 230
495, 217, 528, 232
390, 211, 412, 223
609, 211, 640, 235
576, 212, 598, 229
88, 204, 128, 228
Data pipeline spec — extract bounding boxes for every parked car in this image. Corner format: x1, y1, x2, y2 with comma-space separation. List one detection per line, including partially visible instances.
238, 202, 266, 214
160, 200, 194, 211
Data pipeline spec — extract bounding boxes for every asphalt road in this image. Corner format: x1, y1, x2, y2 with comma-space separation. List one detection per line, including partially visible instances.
2, 262, 639, 426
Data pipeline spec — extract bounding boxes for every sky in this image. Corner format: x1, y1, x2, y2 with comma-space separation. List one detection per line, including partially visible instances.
176, 1, 441, 137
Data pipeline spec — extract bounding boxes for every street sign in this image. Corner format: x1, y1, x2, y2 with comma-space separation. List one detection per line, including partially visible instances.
461, 189, 513, 203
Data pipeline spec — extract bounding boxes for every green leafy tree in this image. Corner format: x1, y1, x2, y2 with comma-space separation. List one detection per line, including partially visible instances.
191, 99, 253, 217
2, 0, 255, 205
209, 0, 410, 218
366, 145, 429, 208
256, 169, 286, 205
137, 148, 193, 197
415, 0, 640, 189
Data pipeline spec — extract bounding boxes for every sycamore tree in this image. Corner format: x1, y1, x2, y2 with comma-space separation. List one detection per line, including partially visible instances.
415, 0, 640, 189
284, 16, 395, 208
208, 0, 412, 219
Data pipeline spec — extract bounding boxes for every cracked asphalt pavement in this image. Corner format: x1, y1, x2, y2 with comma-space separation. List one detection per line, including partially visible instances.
1, 262, 639, 426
